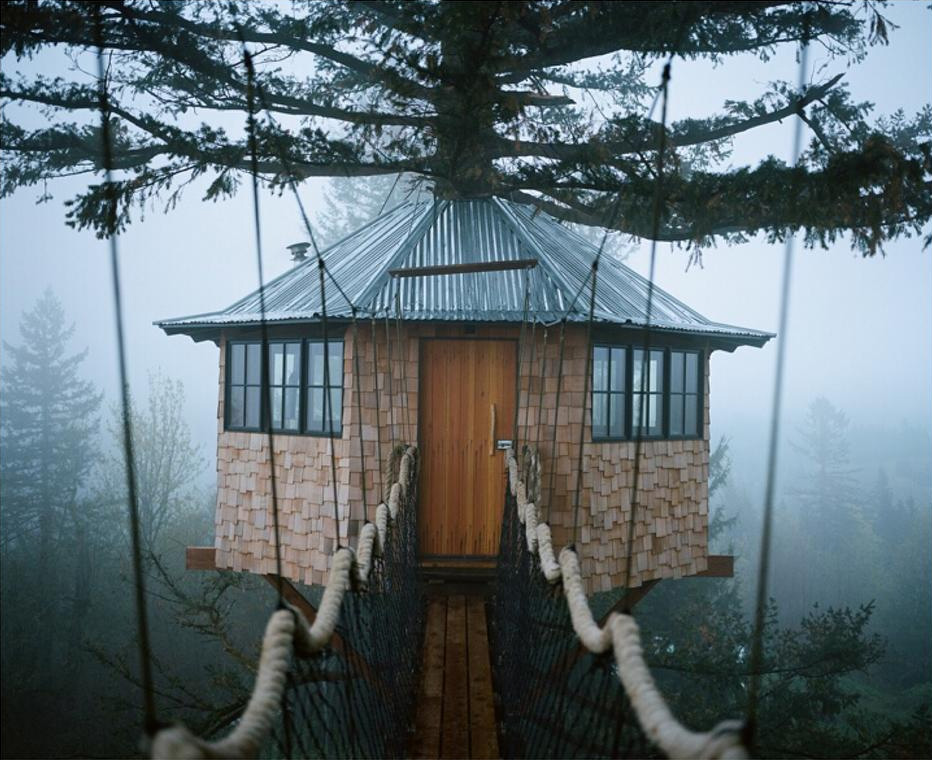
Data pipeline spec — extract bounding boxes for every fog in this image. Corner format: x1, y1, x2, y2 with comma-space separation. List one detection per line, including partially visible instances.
1, 2, 930, 757
2, 6, 929, 493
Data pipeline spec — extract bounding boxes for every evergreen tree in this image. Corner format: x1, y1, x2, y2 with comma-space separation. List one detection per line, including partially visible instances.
1, 2, 928, 253
635, 438, 930, 758
0, 289, 103, 753
315, 173, 427, 249
0, 288, 102, 586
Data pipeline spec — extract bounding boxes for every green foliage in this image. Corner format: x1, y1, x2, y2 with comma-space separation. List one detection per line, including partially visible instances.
0, 329, 270, 757
0, 1, 928, 252
631, 433, 931, 758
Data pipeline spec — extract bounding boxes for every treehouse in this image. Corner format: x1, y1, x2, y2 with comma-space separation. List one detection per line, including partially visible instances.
157, 197, 770, 593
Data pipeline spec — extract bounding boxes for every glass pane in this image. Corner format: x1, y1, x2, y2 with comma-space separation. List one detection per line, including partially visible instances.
309, 342, 324, 385
633, 350, 644, 393
283, 387, 299, 430
593, 347, 608, 392
610, 392, 625, 437
230, 344, 245, 384
269, 343, 284, 385
685, 394, 698, 436
650, 350, 663, 392
307, 388, 324, 431
246, 343, 261, 385
632, 392, 644, 430
285, 343, 300, 385
649, 394, 662, 433
671, 351, 684, 393
633, 350, 661, 393
686, 352, 699, 393
245, 386, 261, 428
592, 392, 607, 438
327, 342, 343, 387
270, 387, 283, 429
610, 348, 625, 391
670, 393, 684, 435
229, 387, 245, 428
326, 388, 343, 431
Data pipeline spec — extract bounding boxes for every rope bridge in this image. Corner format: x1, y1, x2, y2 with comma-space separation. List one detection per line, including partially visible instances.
492, 447, 747, 760
153, 447, 422, 759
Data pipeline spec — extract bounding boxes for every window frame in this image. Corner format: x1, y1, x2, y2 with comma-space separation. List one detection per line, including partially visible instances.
304, 338, 344, 437
666, 348, 703, 440
631, 347, 665, 440
590, 344, 704, 442
224, 338, 344, 438
226, 340, 264, 433
591, 343, 629, 442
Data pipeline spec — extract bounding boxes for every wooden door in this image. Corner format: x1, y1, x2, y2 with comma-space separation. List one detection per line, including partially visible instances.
419, 339, 516, 557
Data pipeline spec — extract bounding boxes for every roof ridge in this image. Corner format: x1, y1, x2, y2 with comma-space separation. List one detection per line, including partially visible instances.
353, 199, 444, 313
491, 197, 591, 317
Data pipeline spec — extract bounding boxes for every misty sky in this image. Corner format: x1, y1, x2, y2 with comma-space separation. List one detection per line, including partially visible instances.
1, 2, 930, 495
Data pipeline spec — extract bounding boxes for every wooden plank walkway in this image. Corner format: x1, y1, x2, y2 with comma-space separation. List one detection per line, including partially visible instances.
411, 595, 499, 759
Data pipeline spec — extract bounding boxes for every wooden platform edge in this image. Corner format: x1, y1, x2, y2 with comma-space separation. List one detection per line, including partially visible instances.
186, 546, 217, 570
697, 554, 734, 578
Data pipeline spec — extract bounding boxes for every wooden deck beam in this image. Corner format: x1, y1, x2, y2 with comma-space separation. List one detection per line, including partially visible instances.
184, 545, 391, 700
185, 545, 217, 570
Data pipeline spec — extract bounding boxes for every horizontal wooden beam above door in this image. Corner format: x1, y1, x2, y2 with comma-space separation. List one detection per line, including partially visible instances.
389, 259, 538, 278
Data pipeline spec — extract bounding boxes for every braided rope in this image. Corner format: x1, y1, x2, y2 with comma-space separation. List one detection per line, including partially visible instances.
504, 449, 747, 760
151, 447, 418, 760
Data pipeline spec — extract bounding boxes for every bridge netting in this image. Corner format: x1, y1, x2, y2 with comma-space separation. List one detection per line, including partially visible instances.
491, 447, 748, 760
152, 447, 422, 760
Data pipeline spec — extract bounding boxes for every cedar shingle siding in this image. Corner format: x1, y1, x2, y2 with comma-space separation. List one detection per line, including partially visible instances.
213, 323, 710, 593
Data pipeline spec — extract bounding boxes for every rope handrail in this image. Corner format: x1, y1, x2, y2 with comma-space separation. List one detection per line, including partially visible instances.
504, 448, 748, 760
151, 446, 418, 760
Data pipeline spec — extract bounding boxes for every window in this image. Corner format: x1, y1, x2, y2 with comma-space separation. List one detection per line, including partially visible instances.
632, 348, 664, 437
306, 340, 343, 435
669, 350, 701, 437
226, 339, 343, 436
590, 345, 702, 441
592, 346, 626, 439
268, 342, 301, 431
228, 342, 262, 430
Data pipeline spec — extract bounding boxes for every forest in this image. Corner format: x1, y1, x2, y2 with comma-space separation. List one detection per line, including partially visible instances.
1, 177, 930, 758
1, 1, 930, 757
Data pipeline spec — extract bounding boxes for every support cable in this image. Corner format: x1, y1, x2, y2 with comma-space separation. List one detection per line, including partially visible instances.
93, 9, 157, 736
534, 327, 549, 460
384, 311, 398, 454
745, 26, 811, 750
370, 312, 385, 501
394, 289, 411, 445
571, 260, 599, 548
351, 309, 369, 537
242, 46, 287, 600
522, 316, 538, 466
513, 266, 532, 453
544, 317, 569, 524
317, 258, 343, 547
621, 60, 672, 603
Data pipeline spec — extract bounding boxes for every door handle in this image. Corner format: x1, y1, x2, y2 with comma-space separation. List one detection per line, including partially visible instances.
489, 402, 496, 456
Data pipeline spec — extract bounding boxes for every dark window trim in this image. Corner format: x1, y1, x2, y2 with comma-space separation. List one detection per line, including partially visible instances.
590, 344, 704, 443
667, 348, 703, 440
591, 342, 628, 442
226, 340, 264, 433
304, 338, 344, 437
224, 338, 344, 438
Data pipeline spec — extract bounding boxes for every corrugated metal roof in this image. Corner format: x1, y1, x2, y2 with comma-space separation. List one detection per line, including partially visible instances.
156, 197, 771, 343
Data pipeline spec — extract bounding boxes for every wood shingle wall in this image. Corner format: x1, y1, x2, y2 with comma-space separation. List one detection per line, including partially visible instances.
213, 323, 710, 592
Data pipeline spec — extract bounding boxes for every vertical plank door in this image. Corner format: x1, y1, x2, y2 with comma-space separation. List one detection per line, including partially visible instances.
419, 339, 516, 557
